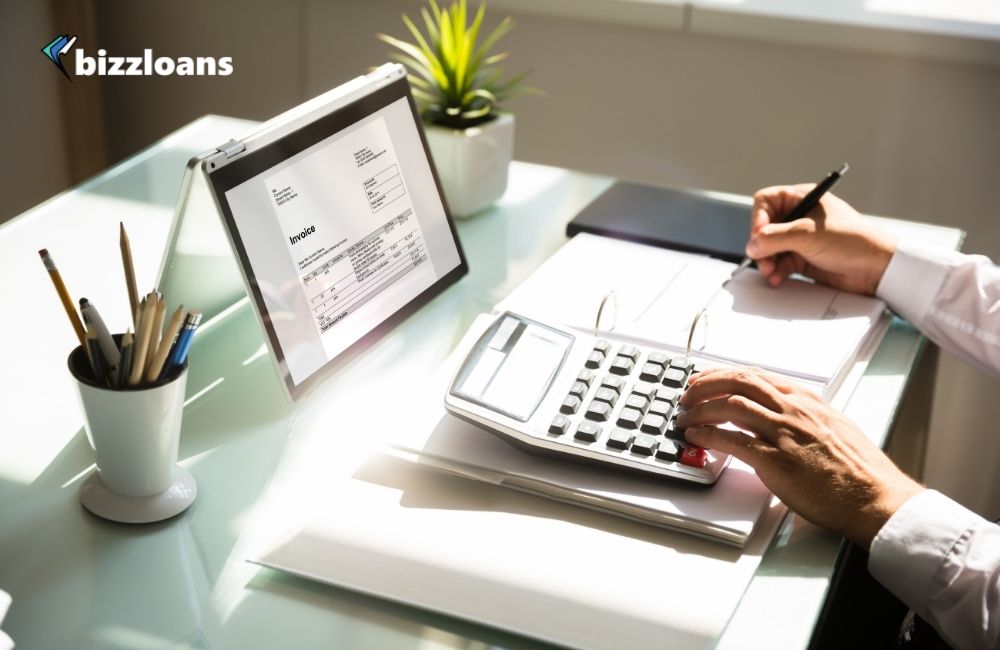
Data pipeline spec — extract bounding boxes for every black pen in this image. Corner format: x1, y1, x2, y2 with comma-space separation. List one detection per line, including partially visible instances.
730, 162, 850, 277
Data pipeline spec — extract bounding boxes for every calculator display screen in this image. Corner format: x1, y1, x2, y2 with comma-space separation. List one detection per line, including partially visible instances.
454, 316, 572, 421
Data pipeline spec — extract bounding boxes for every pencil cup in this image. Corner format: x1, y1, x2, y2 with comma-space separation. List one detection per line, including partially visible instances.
69, 344, 197, 523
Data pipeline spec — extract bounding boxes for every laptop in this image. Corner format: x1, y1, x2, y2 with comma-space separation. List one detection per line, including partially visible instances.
160, 63, 467, 401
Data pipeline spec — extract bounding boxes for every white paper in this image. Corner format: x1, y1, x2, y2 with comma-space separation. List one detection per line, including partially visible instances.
496, 233, 886, 384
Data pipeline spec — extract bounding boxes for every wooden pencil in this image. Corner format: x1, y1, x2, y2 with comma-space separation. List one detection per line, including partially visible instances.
120, 223, 140, 328
146, 305, 184, 383
144, 293, 166, 376
38, 249, 85, 345
129, 295, 155, 386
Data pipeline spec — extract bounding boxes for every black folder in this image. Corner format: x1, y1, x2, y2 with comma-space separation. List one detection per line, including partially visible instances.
566, 181, 751, 263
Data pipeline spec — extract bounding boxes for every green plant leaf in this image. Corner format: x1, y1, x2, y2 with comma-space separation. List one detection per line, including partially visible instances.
428, 0, 442, 24
406, 73, 433, 90
402, 13, 437, 71
420, 7, 440, 44
483, 51, 508, 66
379, 32, 449, 92
461, 87, 496, 105
460, 104, 493, 119
388, 52, 435, 85
438, 6, 457, 95
409, 86, 440, 105
473, 16, 513, 69
457, 3, 485, 97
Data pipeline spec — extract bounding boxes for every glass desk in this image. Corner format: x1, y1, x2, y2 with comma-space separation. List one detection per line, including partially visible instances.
0, 116, 963, 649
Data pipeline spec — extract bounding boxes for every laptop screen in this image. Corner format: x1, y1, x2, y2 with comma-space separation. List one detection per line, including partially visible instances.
209, 73, 466, 400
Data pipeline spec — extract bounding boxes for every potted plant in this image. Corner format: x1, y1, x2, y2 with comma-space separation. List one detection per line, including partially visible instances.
378, 0, 534, 217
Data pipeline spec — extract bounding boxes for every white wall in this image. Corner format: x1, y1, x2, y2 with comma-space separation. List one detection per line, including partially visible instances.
31, 0, 1000, 515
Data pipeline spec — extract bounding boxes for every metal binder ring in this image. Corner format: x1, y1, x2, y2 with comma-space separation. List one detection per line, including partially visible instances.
685, 307, 709, 363
595, 290, 618, 337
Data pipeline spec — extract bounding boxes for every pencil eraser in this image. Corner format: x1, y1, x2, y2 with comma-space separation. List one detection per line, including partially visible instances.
38, 249, 48, 257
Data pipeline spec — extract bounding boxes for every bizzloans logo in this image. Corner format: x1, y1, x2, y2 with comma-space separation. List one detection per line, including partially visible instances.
41, 34, 233, 80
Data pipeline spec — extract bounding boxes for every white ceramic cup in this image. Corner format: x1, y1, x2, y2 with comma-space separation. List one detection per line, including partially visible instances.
69, 344, 187, 497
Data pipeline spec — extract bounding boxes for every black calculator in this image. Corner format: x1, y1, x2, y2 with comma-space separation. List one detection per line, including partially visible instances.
445, 312, 731, 485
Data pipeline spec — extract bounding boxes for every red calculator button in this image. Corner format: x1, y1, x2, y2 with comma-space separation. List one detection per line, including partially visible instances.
680, 445, 708, 468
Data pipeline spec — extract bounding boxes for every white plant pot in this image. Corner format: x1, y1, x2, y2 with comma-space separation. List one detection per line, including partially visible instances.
423, 112, 514, 218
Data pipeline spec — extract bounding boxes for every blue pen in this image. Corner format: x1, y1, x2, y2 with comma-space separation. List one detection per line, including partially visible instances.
164, 311, 202, 378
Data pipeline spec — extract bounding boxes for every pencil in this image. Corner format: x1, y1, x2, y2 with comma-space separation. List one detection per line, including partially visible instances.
38, 249, 85, 345
146, 305, 184, 383
120, 222, 140, 328
118, 329, 133, 387
129, 295, 155, 386
144, 292, 166, 376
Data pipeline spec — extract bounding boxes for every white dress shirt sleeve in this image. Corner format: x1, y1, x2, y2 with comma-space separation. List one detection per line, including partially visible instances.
876, 240, 1000, 376
871, 243, 1000, 648
869, 490, 1000, 650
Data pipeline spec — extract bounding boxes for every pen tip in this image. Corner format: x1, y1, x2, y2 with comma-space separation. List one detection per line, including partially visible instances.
79, 297, 89, 306
838, 162, 850, 175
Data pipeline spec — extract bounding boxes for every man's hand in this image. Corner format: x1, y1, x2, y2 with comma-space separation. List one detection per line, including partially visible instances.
677, 367, 924, 548
749, 185, 897, 295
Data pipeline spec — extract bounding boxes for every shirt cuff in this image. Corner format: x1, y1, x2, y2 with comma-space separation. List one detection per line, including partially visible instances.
868, 489, 983, 618
875, 241, 963, 327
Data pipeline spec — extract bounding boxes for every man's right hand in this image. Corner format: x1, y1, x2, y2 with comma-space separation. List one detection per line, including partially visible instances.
748, 185, 897, 295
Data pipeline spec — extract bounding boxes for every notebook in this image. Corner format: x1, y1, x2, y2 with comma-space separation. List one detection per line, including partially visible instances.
566, 180, 752, 262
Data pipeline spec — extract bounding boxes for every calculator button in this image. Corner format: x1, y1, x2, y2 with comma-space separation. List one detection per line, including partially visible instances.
593, 387, 618, 405
630, 382, 656, 399
609, 356, 635, 376
655, 439, 681, 461
664, 422, 686, 440
585, 401, 613, 422
640, 414, 667, 435
625, 394, 648, 411
575, 421, 602, 443
600, 375, 626, 395
577, 369, 595, 387
607, 428, 634, 449
593, 340, 612, 355
639, 362, 664, 383
647, 399, 672, 417
631, 434, 657, 455
662, 367, 688, 388
656, 388, 680, 406
585, 351, 605, 369
647, 351, 671, 367
670, 361, 695, 374
569, 381, 588, 399
560, 395, 582, 414
618, 345, 639, 361
549, 415, 570, 436
616, 408, 643, 429
680, 445, 709, 468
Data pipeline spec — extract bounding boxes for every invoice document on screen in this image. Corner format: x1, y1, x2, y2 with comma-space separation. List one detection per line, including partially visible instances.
496, 233, 887, 387
265, 115, 435, 348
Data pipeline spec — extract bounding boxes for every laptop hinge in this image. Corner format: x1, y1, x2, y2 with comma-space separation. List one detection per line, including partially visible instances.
217, 139, 246, 158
